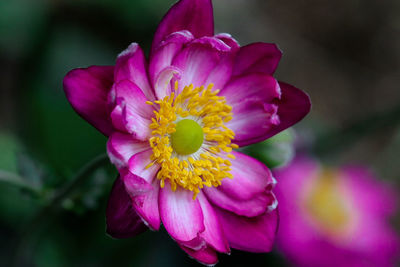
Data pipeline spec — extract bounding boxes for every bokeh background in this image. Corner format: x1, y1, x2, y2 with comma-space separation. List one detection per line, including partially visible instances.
0, 0, 399, 266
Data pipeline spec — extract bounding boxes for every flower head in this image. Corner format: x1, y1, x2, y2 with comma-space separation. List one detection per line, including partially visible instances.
63, 0, 310, 265
274, 157, 400, 267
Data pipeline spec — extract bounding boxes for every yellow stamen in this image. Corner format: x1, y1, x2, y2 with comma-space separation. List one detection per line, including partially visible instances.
147, 83, 237, 198
305, 169, 351, 233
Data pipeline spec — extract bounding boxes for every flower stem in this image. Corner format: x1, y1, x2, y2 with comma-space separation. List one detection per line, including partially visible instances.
0, 170, 39, 193
47, 153, 109, 207
12, 153, 110, 267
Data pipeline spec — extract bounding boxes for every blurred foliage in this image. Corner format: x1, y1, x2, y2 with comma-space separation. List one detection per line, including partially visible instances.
243, 129, 295, 169
0, 0, 48, 57
0, 133, 19, 172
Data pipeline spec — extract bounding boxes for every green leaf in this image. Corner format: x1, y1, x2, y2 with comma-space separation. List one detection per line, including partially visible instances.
0, 133, 20, 172
242, 129, 296, 169
0, 133, 42, 192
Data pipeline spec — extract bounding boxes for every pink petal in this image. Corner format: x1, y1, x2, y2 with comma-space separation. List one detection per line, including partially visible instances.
155, 30, 195, 52
112, 80, 154, 119
273, 156, 319, 202
150, 34, 234, 97
107, 132, 149, 169
109, 100, 129, 134
221, 73, 281, 105
180, 245, 219, 266
204, 53, 235, 91
154, 66, 182, 100
274, 157, 400, 267
114, 43, 155, 101
232, 42, 282, 76
121, 169, 161, 231
204, 152, 277, 217
221, 74, 281, 146
227, 152, 276, 198
191, 36, 231, 52
63, 65, 114, 136
159, 183, 205, 245
197, 192, 230, 253
106, 177, 147, 238
341, 166, 399, 217
124, 150, 162, 230
149, 31, 193, 94
172, 43, 221, 91
228, 101, 280, 147
201, 34, 238, 90
215, 207, 279, 253
215, 33, 240, 51
121, 168, 154, 196
128, 149, 159, 184
132, 181, 160, 230
151, 0, 214, 55
110, 80, 153, 140
261, 82, 311, 140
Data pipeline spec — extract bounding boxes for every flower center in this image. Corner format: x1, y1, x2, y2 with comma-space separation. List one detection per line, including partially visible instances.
171, 119, 204, 155
305, 169, 352, 234
146, 82, 238, 198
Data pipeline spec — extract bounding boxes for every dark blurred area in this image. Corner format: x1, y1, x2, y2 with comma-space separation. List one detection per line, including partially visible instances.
0, 0, 399, 266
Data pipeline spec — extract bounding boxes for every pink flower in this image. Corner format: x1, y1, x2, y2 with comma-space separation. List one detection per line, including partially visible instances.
63, 0, 310, 265
274, 157, 400, 267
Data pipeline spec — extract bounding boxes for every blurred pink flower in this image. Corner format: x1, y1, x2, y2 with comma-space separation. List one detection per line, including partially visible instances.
274, 157, 400, 267
63, 0, 310, 264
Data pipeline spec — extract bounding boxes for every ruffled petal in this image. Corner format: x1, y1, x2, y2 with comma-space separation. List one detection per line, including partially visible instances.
205, 184, 272, 218
172, 43, 221, 92
63, 65, 114, 136
225, 152, 276, 198
262, 82, 311, 140
232, 42, 282, 76
114, 43, 155, 101
204, 152, 277, 217
112, 80, 154, 119
159, 183, 205, 245
122, 150, 161, 230
190, 36, 231, 52
201, 34, 238, 90
121, 168, 153, 196
197, 192, 230, 253
110, 101, 152, 140
121, 169, 161, 231
107, 132, 149, 169
149, 30, 194, 95
229, 101, 280, 147
110, 80, 153, 140
221, 73, 281, 146
215, 207, 279, 253
221, 73, 280, 106
151, 0, 214, 55
106, 177, 147, 238
128, 149, 160, 184
180, 245, 218, 266
132, 181, 160, 230
154, 66, 182, 100
151, 34, 234, 97
215, 33, 240, 51
204, 53, 234, 91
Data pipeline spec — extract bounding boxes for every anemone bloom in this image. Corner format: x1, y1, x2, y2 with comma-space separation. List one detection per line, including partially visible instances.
63, 0, 310, 264
274, 157, 400, 267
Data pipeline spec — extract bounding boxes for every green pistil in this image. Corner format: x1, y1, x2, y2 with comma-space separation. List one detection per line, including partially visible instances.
171, 119, 204, 155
